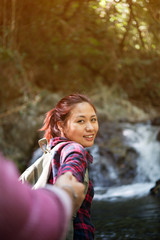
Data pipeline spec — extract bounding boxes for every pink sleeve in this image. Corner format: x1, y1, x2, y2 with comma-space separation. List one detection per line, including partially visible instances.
0, 156, 72, 240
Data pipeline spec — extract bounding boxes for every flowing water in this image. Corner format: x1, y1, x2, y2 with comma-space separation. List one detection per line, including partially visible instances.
91, 123, 160, 239
92, 196, 160, 240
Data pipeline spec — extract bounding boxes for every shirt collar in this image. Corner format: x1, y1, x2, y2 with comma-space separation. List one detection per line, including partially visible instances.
49, 137, 93, 163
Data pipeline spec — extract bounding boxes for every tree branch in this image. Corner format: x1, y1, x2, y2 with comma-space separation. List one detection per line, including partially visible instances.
120, 0, 145, 50
130, 2, 145, 48
120, 0, 133, 50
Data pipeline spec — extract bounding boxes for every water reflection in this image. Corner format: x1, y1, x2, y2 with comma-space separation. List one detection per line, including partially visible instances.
92, 196, 160, 240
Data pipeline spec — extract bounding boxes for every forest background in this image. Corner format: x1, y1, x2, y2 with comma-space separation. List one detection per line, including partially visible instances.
0, 0, 160, 170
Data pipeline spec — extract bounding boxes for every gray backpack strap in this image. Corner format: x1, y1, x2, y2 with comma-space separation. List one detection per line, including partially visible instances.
38, 138, 50, 153
83, 168, 89, 196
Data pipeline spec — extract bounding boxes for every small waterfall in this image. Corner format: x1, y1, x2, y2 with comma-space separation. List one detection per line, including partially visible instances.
88, 144, 119, 188
92, 123, 160, 201
123, 123, 160, 183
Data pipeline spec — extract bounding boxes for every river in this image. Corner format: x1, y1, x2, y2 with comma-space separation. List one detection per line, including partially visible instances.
92, 195, 160, 240
90, 122, 160, 239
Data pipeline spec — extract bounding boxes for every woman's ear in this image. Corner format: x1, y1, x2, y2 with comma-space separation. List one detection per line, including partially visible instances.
57, 121, 65, 137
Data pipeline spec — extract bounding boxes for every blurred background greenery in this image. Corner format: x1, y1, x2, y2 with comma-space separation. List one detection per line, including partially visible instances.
0, 0, 160, 113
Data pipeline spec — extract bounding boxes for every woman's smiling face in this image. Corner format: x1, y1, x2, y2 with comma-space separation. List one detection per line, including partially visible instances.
59, 102, 99, 147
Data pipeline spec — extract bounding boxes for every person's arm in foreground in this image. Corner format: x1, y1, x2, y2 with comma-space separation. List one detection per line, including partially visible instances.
0, 153, 85, 240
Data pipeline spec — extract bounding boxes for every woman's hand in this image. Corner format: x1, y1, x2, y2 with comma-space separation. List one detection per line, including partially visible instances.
55, 172, 85, 213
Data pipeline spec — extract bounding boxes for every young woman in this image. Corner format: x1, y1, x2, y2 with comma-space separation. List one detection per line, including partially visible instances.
40, 93, 99, 239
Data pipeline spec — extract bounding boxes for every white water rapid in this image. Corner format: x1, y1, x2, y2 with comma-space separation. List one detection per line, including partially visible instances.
94, 123, 160, 201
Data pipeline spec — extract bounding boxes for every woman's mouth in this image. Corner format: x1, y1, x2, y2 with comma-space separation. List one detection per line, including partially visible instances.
83, 135, 94, 141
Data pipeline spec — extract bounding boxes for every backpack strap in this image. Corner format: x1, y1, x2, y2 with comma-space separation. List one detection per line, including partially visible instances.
83, 168, 89, 196
38, 137, 50, 153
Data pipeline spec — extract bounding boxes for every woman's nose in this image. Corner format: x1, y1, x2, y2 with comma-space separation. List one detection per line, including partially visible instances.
85, 122, 94, 131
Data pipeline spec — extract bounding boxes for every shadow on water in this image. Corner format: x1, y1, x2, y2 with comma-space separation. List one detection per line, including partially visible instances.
92, 196, 160, 240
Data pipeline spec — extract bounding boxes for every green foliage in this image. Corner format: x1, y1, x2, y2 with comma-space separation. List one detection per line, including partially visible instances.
0, 0, 160, 111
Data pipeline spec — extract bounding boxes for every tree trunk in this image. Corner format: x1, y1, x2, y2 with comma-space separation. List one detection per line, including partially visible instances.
11, 0, 16, 49
2, 0, 7, 47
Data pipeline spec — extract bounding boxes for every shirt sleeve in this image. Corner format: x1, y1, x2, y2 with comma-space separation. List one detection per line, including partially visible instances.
58, 142, 88, 183
0, 156, 72, 240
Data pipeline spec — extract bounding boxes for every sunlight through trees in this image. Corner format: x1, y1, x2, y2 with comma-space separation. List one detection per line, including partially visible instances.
0, 0, 160, 112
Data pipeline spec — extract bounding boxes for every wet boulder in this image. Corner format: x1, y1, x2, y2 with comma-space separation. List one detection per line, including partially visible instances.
150, 179, 160, 198
156, 131, 160, 142
151, 117, 160, 126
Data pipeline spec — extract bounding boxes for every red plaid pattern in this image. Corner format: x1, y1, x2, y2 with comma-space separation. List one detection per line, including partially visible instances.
48, 137, 95, 239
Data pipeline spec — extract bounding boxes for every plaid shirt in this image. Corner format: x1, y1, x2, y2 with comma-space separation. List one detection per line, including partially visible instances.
48, 137, 95, 240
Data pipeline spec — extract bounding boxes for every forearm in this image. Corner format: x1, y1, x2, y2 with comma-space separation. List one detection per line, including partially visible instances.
0, 158, 72, 240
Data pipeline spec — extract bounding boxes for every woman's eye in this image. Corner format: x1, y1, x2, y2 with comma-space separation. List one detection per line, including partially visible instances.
91, 118, 97, 122
77, 120, 84, 123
